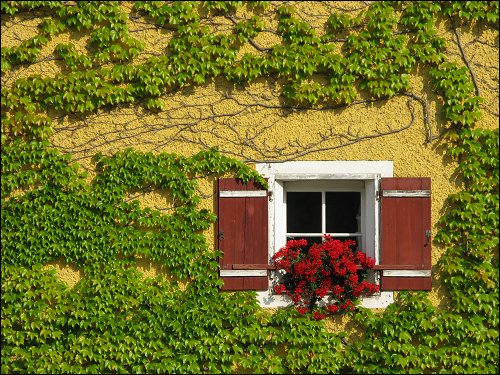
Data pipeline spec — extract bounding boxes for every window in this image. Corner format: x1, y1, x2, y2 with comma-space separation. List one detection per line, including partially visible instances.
285, 181, 363, 248
216, 161, 432, 309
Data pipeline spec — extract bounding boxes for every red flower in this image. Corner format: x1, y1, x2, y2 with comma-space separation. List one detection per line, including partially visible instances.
313, 311, 326, 320
348, 273, 359, 284
272, 235, 378, 319
347, 262, 358, 273
355, 251, 366, 263
296, 306, 309, 315
335, 266, 347, 276
274, 284, 287, 294
327, 304, 339, 313
314, 285, 329, 298
340, 300, 355, 311
363, 257, 376, 268
331, 285, 344, 296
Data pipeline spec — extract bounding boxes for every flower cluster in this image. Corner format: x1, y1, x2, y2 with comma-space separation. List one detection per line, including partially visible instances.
272, 235, 379, 320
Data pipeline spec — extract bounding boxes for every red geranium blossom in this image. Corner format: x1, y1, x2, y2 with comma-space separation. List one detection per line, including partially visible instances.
313, 311, 326, 320
272, 235, 378, 320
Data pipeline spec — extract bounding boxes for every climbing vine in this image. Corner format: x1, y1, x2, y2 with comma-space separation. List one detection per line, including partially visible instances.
1, 1, 498, 374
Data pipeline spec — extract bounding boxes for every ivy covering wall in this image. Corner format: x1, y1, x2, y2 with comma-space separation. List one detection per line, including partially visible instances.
1, 1, 499, 373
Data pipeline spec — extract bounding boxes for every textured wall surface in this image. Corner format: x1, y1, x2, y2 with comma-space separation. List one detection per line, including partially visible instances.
2, 1, 498, 323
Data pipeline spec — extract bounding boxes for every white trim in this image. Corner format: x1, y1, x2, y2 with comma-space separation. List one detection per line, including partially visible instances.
256, 289, 395, 309
220, 270, 268, 277
359, 292, 394, 308
371, 175, 380, 266
219, 190, 267, 197
286, 232, 362, 237
383, 270, 431, 277
273, 180, 286, 255
256, 161, 393, 176
286, 180, 364, 190
255, 161, 394, 309
275, 173, 378, 180
382, 190, 431, 198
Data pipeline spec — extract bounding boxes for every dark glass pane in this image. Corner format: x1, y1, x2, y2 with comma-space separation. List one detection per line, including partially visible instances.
287, 192, 321, 233
326, 192, 360, 233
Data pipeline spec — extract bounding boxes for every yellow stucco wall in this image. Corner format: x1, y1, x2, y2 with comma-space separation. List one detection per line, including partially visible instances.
2, 2, 498, 331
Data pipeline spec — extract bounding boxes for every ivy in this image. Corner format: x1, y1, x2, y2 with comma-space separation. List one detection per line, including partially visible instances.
1, 34, 49, 71
203, 1, 243, 14
234, 15, 265, 43
0, 1, 63, 15
440, 0, 500, 26
1, 1, 144, 73
55, 44, 93, 71
1, 1, 499, 373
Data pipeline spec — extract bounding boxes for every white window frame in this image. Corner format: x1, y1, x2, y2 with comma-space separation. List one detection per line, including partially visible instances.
255, 161, 395, 309
283, 180, 365, 252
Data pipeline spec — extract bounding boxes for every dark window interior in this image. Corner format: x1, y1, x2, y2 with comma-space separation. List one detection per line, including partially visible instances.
326, 192, 360, 233
286, 192, 321, 233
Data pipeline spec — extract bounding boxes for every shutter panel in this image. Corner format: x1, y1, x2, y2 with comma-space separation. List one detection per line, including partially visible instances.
380, 177, 432, 290
217, 178, 269, 291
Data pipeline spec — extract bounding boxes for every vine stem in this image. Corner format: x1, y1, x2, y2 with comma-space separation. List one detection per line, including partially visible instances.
451, 24, 481, 97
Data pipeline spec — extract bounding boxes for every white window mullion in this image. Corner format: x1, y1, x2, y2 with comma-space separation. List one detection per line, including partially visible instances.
321, 191, 326, 239
324, 232, 363, 237
373, 176, 380, 265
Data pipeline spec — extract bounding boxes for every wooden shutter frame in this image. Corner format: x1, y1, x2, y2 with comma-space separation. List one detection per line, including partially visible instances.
217, 178, 270, 290
379, 177, 432, 291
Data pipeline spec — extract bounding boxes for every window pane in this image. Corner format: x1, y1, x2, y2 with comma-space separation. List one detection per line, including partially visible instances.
326, 192, 360, 233
287, 192, 322, 233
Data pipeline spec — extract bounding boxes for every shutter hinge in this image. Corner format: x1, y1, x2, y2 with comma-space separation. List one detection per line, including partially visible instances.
267, 190, 273, 201
425, 229, 431, 246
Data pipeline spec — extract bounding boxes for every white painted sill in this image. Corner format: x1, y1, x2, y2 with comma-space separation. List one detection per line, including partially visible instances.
256, 290, 394, 309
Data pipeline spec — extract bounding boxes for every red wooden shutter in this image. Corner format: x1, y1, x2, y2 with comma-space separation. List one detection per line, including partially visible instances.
379, 177, 432, 290
217, 178, 270, 291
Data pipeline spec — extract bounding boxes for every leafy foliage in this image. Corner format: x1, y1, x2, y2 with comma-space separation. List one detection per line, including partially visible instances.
1, 1, 498, 373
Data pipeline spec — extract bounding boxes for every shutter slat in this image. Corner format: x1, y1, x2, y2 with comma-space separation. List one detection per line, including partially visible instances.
217, 178, 269, 291
220, 270, 268, 277
380, 177, 432, 290
372, 264, 429, 270
221, 264, 276, 270
381, 190, 430, 198
382, 270, 431, 277
220, 190, 267, 197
